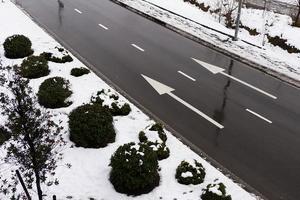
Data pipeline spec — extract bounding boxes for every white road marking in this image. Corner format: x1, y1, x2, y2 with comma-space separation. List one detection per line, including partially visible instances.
221, 72, 277, 100
178, 71, 196, 81
246, 109, 272, 124
74, 9, 82, 14
131, 44, 145, 52
192, 57, 277, 100
142, 74, 224, 129
169, 93, 224, 129
98, 24, 109, 30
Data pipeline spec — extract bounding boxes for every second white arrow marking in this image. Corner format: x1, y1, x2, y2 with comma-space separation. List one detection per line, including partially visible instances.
192, 58, 277, 100
142, 74, 224, 129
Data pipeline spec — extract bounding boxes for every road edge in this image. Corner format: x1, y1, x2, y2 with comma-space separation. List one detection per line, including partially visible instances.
110, 0, 300, 89
12, 1, 267, 199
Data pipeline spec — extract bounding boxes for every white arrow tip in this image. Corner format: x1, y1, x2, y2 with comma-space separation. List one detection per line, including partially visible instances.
141, 74, 175, 95
191, 58, 225, 74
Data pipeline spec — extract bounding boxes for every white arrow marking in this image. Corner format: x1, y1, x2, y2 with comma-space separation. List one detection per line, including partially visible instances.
192, 58, 277, 100
142, 74, 224, 129
74, 9, 82, 14
141, 74, 174, 95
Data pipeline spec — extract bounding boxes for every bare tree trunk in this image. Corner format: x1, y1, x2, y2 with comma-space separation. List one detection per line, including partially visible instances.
34, 168, 43, 200
25, 133, 43, 200
296, 6, 300, 25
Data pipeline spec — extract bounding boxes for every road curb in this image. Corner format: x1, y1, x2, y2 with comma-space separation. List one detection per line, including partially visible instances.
13, 1, 266, 199
110, 0, 300, 89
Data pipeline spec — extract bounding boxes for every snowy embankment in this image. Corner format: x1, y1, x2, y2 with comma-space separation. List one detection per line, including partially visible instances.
115, 0, 300, 83
0, 1, 258, 200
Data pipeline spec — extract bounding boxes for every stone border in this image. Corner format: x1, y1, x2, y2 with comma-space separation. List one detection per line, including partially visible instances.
111, 0, 300, 89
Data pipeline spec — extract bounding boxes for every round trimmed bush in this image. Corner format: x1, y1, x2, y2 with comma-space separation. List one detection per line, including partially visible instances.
201, 182, 232, 200
0, 127, 10, 146
20, 56, 49, 79
4, 35, 33, 58
38, 77, 72, 108
40, 52, 73, 63
70, 67, 90, 77
69, 103, 115, 148
109, 142, 160, 195
175, 160, 206, 185
110, 102, 131, 116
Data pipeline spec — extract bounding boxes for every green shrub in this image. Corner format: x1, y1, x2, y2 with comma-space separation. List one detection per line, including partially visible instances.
175, 160, 206, 185
20, 56, 49, 79
149, 123, 164, 133
201, 182, 232, 200
267, 35, 300, 54
38, 77, 72, 108
70, 67, 90, 77
109, 94, 119, 100
4, 35, 33, 58
149, 123, 167, 143
69, 103, 115, 148
138, 130, 170, 161
110, 103, 131, 116
156, 143, 170, 160
138, 131, 148, 143
109, 142, 160, 195
40, 52, 73, 63
0, 127, 10, 145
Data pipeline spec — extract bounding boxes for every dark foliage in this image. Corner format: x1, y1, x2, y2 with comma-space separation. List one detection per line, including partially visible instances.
201, 182, 232, 200
40, 52, 73, 63
109, 142, 160, 195
0, 66, 63, 200
149, 123, 167, 143
3, 35, 33, 59
156, 143, 170, 160
149, 123, 164, 133
38, 77, 72, 108
70, 67, 90, 77
20, 56, 50, 79
139, 125, 170, 161
110, 103, 131, 116
267, 35, 300, 53
240, 24, 259, 36
183, 0, 210, 12
138, 131, 148, 143
0, 127, 10, 146
109, 94, 119, 101
69, 103, 115, 148
175, 160, 206, 185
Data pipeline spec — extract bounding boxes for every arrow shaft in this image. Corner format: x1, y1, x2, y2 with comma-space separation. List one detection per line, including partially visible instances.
168, 92, 224, 129
220, 72, 277, 99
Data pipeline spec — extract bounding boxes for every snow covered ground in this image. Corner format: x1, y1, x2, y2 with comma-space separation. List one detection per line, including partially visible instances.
115, 0, 300, 83
0, 1, 261, 200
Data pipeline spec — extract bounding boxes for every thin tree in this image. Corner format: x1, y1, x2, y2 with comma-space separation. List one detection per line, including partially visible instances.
295, 0, 300, 26
0, 65, 64, 199
216, 0, 238, 28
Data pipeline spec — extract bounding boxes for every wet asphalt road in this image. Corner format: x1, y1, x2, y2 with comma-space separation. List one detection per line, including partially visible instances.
14, 0, 300, 199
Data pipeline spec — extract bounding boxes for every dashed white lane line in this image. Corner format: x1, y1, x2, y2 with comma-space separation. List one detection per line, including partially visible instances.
98, 24, 109, 30
131, 44, 145, 52
74, 9, 82, 14
246, 109, 272, 124
178, 70, 196, 81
